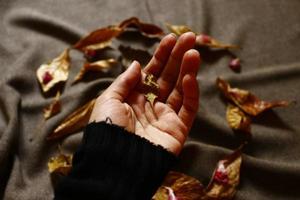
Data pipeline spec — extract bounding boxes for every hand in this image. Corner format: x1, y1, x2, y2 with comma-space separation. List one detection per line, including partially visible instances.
89, 32, 201, 155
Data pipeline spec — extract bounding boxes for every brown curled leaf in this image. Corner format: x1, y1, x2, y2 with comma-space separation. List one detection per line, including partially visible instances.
152, 171, 205, 200
36, 48, 71, 93
74, 17, 162, 53
47, 98, 96, 140
165, 23, 192, 36
73, 26, 122, 51
196, 34, 239, 49
226, 104, 251, 133
48, 153, 73, 176
204, 147, 243, 200
216, 77, 290, 116
73, 59, 118, 83
119, 17, 164, 38
43, 91, 61, 120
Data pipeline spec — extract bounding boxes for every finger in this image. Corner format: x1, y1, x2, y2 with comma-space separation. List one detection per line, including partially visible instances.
157, 32, 196, 101
144, 33, 177, 76
106, 61, 141, 101
166, 49, 200, 112
178, 74, 199, 130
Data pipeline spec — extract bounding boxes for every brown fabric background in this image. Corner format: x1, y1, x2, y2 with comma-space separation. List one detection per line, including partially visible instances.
1, 0, 300, 199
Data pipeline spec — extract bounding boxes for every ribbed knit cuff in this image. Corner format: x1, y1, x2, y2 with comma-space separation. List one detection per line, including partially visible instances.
55, 122, 177, 200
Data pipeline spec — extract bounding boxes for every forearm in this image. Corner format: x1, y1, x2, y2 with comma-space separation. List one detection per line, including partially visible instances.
54, 122, 177, 200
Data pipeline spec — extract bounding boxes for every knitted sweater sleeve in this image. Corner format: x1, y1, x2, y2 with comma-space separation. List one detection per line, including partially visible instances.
54, 122, 177, 200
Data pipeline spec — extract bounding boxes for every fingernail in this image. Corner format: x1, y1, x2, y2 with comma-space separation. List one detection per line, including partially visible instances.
169, 33, 177, 38
131, 60, 138, 67
128, 60, 139, 71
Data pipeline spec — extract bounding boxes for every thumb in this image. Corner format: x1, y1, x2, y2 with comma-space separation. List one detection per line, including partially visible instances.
107, 60, 141, 101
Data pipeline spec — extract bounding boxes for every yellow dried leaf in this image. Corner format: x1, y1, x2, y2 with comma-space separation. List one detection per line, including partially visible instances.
43, 91, 61, 120
47, 98, 96, 140
226, 104, 251, 133
48, 153, 73, 176
152, 187, 169, 200
143, 74, 159, 90
165, 23, 192, 36
37, 48, 71, 93
145, 92, 158, 107
73, 59, 118, 83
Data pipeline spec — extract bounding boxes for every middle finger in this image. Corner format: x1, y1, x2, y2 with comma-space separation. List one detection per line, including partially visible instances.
157, 32, 196, 102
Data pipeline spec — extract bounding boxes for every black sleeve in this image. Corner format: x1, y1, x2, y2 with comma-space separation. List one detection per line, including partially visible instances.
54, 122, 177, 200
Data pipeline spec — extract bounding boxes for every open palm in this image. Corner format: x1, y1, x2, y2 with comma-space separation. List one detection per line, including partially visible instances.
89, 32, 201, 155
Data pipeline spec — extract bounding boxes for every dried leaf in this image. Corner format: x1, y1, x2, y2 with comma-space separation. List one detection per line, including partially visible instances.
37, 49, 71, 93
119, 17, 164, 38
165, 23, 192, 36
83, 40, 112, 51
73, 59, 118, 83
145, 92, 158, 107
216, 77, 290, 116
153, 187, 169, 200
165, 24, 238, 49
204, 148, 242, 199
143, 74, 159, 91
74, 17, 163, 53
165, 187, 178, 200
142, 74, 160, 107
118, 45, 152, 69
152, 171, 205, 200
226, 104, 251, 133
47, 98, 96, 140
43, 91, 61, 119
73, 26, 122, 51
48, 153, 73, 176
196, 34, 239, 49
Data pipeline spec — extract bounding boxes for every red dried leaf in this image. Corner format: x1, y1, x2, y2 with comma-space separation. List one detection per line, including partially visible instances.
119, 17, 164, 38
216, 77, 290, 116
204, 147, 243, 199
226, 104, 251, 133
73, 59, 118, 83
47, 98, 96, 140
43, 91, 61, 120
73, 26, 121, 51
37, 48, 71, 93
152, 171, 205, 200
